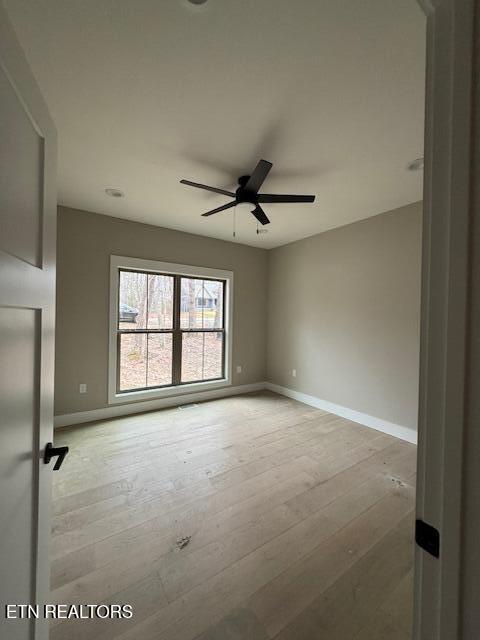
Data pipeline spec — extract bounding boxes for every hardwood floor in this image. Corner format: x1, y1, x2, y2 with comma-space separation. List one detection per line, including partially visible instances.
50, 391, 416, 640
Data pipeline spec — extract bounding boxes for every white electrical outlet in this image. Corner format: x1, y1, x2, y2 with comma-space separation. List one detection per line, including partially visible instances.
292, 369, 297, 378
236, 365, 242, 374
79, 383, 87, 394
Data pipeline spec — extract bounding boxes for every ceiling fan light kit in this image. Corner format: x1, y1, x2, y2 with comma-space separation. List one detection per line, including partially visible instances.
180, 159, 316, 227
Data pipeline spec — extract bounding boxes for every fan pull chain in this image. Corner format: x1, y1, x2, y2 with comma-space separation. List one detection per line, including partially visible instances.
256, 219, 259, 235
233, 205, 236, 238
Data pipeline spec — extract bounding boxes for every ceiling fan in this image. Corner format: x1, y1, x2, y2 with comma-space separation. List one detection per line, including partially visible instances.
180, 159, 316, 225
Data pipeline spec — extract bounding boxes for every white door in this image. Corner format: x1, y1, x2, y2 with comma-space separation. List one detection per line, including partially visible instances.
0, 6, 57, 640
413, 0, 476, 638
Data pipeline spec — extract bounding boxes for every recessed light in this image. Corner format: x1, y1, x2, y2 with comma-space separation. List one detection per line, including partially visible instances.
188, 0, 208, 4
407, 157, 424, 172
105, 188, 125, 198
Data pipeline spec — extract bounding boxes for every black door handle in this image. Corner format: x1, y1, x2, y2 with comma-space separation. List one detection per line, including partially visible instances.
44, 442, 69, 470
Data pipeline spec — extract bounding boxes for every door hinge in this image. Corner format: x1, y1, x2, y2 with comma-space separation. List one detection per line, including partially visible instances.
415, 519, 440, 558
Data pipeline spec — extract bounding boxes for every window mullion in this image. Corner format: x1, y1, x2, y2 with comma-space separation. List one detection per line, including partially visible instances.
145, 274, 149, 388
172, 275, 182, 385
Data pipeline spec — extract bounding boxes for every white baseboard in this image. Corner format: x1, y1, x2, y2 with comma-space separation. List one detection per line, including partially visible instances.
265, 382, 417, 445
55, 380, 418, 445
54, 382, 266, 428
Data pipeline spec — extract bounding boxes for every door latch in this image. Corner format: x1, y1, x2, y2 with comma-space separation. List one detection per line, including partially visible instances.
44, 442, 69, 471
415, 519, 440, 558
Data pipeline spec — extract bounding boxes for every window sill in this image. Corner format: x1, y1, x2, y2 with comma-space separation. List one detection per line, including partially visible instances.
108, 377, 231, 405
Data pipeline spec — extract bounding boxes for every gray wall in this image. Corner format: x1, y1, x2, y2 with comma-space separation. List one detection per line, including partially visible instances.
55, 206, 268, 416
55, 202, 422, 429
266, 202, 422, 430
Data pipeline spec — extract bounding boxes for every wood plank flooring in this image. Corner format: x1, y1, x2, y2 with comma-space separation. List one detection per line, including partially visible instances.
51, 391, 416, 640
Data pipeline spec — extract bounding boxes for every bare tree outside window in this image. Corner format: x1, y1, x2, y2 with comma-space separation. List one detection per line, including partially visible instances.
117, 269, 225, 392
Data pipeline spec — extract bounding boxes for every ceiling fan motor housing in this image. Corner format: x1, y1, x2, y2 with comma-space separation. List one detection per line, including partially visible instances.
237, 175, 250, 188
236, 175, 257, 204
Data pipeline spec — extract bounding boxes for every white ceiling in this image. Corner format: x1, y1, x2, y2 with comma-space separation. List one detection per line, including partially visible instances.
5, 0, 426, 249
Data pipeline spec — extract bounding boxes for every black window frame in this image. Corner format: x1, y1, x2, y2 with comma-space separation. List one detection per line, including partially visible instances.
116, 269, 226, 394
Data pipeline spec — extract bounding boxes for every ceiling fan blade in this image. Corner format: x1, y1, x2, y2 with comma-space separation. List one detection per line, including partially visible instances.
257, 194, 316, 203
180, 179, 235, 198
201, 201, 237, 217
245, 159, 273, 194
251, 205, 270, 226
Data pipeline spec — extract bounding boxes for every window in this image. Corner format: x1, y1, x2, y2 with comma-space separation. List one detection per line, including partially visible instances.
109, 256, 232, 403
118, 270, 175, 391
